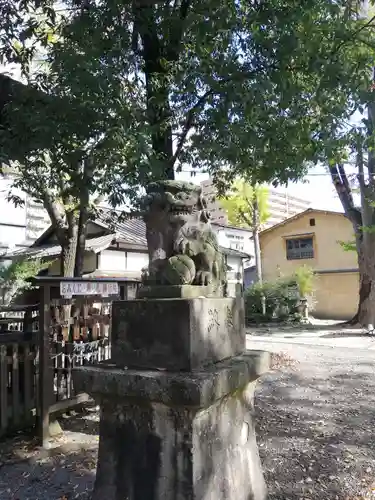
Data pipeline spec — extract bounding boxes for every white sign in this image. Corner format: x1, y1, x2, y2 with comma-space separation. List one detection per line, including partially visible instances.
60, 281, 119, 298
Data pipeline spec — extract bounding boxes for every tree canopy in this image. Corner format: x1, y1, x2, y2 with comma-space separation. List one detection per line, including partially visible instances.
2, 0, 375, 191
2, 0, 375, 280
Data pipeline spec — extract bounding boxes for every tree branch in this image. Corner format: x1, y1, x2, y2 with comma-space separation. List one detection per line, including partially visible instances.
171, 88, 214, 166
171, 69, 262, 166
42, 189, 67, 242
331, 14, 375, 57
329, 163, 362, 227
75, 157, 93, 276
239, 209, 252, 228
165, 0, 192, 61
338, 163, 355, 206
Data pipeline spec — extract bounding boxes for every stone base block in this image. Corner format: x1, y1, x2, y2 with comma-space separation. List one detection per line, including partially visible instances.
111, 297, 245, 371
137, 284, 217, 299
73, 351, 270, 500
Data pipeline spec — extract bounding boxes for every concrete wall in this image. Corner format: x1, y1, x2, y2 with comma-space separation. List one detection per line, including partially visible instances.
98, 249, 148, 274
260, 211, 359, 319
313, 272, 359, 320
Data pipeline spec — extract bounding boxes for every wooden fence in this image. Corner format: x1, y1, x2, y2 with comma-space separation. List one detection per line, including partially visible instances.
0, 277, 140, 444
0, 330, 38, 436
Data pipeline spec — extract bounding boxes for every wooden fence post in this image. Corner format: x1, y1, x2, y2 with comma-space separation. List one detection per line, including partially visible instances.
37, 283, 53, 447
23, 307, 32, 334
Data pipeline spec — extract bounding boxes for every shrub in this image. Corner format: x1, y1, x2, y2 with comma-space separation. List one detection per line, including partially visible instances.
293, 265, 315, 298
244, 276, 301, 324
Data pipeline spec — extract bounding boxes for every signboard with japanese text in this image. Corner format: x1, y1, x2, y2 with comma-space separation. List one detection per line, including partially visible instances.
60, 281, 119, 298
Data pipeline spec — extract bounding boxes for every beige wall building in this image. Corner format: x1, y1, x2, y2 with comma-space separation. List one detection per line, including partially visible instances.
200, 179, 311, 227
260, 208, 358, 320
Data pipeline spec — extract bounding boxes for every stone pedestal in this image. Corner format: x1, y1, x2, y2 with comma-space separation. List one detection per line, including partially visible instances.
73, 296, 269, 500
111, 297, 245, 371
74, 352, 269, 500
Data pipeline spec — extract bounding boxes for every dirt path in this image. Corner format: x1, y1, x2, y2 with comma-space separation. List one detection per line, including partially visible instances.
0, 341, 374, 499
255, 342, 375, 499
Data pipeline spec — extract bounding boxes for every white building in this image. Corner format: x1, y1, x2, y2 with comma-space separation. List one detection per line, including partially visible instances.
0, 176, 50, 252
5, 213, 251, 297
212, 223, 253, 260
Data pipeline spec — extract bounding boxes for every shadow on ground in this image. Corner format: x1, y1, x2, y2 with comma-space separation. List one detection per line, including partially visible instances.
1, 348, 374, 499
256, 357, 375, 499
0, 405, 99, 499
0, 446, 97, 499
59, 402, 100, 436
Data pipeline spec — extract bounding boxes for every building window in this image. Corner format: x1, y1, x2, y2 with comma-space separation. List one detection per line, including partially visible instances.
309, 218, 315, 227
230, 241, 244, 251
286, 237, 314, 260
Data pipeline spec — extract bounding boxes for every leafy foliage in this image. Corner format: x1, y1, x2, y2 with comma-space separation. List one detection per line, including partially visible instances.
339, 239, 357, 252
2, 0, 375, 280
2, 0, 375, 190
0, 258, 49, 304
293, 265, 316, 298
0, 2, 145, 275
245, 276, 301, 324
219, 180, 270, 229
245, 266, 316, 323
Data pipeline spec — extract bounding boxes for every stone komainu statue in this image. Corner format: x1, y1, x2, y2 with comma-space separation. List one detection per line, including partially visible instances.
140, 180, 226, 296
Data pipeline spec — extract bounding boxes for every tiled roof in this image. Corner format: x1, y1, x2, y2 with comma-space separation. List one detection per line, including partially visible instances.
5, 233, 117, 259
97, 212, 250, 258
6, 208, 250, 260
96, 211, 147, 247
97, 210, 250, 256
220, 246, 251, 259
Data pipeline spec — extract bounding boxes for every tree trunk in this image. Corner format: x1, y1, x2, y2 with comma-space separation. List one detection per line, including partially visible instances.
135, 2, 192, 180
74, 210, 88, 277
357, 233, 375, 328
253, 227, 262, 284
329, 164, 375, 327
61, 224, 79, 278
349, 236, 374, 326
252, 197, 262, 283
144, 54, 174, 179
74, 160, 92, 277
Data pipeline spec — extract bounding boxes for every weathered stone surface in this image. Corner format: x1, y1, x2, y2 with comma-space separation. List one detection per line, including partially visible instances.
111, 297, 245, 371
137, 284, 217, 299
73, 350, 270, 408
140, 180, 226, 296
73, 350, 269, 500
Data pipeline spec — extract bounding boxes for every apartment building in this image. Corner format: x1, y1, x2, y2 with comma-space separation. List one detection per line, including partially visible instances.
200, 179, 229, 224
265, 188, 311, 228
200, 179, 311, 228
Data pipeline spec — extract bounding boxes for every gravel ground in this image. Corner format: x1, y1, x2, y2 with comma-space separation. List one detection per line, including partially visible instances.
0, 408, 99, 500
255, 341, 375, 500
0, 341, 374, 499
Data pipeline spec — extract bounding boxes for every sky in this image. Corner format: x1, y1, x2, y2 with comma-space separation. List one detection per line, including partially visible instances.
176, 165, 347, 212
